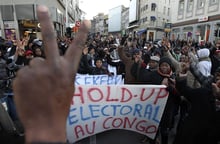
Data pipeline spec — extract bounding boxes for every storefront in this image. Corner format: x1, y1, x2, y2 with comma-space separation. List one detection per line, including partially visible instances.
18, 20, 40, 38
171, 15, 220, 42
1, 5, 17, 40
0, 4, 64, 40
3, 21, 16, 40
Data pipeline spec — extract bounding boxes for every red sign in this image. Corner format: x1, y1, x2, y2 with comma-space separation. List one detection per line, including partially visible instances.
72, 26, 79, 32
198, 16, 208, 22
75, 21, 80, 27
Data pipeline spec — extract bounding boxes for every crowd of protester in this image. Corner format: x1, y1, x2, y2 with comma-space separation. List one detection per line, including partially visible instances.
1, 32, 220, 144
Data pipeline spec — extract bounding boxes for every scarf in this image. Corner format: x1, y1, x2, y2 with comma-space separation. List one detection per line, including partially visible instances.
157, 67, 173, 78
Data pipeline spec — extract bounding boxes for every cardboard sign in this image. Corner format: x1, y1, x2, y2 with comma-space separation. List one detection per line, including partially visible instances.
66, 85, 169, 143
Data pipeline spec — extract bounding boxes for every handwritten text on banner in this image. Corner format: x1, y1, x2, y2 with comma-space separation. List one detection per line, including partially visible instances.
66, 85, 169, 143
75, 74, 124, 85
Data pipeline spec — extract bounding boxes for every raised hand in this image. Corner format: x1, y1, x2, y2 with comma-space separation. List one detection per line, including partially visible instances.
13, 5, 91, 143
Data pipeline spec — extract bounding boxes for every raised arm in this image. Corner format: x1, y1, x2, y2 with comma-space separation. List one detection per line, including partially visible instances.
13, 5, 91, 143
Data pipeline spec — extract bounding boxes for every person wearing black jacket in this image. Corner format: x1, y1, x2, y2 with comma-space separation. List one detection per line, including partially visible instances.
178, 59, 220, 144
210, 46, 220, 75
77, 46, 90, 74
88, 57, 113, 76
141, 57, 180, 144
105, 50, 125, 76
174, 73, 218, 144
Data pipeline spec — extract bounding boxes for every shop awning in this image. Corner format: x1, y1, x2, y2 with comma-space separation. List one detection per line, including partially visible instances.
137, 29, 147, 35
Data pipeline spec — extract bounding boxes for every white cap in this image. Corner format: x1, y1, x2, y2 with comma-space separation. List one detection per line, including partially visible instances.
150, 56, 160, 62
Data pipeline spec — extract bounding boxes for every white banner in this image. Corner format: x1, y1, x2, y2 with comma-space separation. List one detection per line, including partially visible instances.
67, 85, 169, 143
75, 74, 124, 85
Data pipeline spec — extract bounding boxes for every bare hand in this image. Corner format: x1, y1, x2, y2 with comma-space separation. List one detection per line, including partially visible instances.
161, 78, 169, 86
180, 62, 189, 74
13, 5, 91, 143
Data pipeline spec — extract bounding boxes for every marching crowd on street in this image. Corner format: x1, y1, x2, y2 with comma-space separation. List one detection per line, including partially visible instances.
1, 32, 220, 144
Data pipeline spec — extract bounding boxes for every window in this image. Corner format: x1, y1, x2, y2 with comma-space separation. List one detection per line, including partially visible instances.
211, 0, 217, 3
141, 4, 148, 13
140, 17, 148, 24
180, 0, 184, 9
143, 17, 148, 22
198, 0, 205, 8
168, 8, 170, 16
145, 4, 148, 10
151, 3, 156, 11
179, 0, 184, 14
187, 0, 193, 11
163, 6, 166, 14
150, 16, 156, 21
209, 0, 217, 5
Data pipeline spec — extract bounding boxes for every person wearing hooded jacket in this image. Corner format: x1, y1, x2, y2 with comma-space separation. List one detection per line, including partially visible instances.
196, 48, 212, 77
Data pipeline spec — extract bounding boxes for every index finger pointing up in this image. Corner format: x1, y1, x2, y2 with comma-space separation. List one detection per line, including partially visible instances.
37, 5, 59, 65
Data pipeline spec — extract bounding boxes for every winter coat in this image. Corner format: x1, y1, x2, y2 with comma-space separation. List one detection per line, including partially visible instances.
77, 54, 90, 74
174, 79, 217, 144
89, 66, 112, 76
0, 58, 7, 79
143, 70, 180, 130
118, 46, 137, 84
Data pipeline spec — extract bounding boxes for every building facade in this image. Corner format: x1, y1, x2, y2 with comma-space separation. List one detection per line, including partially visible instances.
137, 0, 172, 41
108, 5, 123, 35
90, 5, 129, 37
171, 0, 220, 42
93, 13, 105, 35
0, 0, 81, 40
103, 15, 108, 36
121, 7, 129, 36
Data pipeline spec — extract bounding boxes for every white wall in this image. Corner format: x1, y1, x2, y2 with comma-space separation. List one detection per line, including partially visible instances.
171, 0, 220, 23
129, 0, 138, 23
108, 6, 122, 32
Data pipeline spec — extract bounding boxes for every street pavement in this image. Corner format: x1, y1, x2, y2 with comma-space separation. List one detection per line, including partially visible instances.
74, 128, 176, 144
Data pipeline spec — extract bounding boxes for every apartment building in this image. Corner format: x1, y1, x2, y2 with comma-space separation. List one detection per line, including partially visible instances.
121, 7, 129, 36
127, 0, 171, 41
93, 13, 105, 35
171, 0, 220, 42
103, 14, 109, 36
0, 0, 82, 40
91, 5, 129, 37
138, 0, 172, 41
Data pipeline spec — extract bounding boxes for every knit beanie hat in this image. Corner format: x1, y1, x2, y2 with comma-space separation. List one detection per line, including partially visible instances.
159, 56, 172, 67
158, 56, 174, 75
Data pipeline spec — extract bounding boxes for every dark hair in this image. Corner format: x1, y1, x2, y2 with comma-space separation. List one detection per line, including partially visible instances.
95, 57, 102, 63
